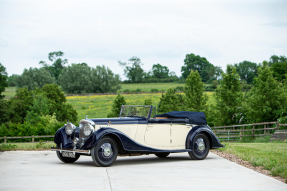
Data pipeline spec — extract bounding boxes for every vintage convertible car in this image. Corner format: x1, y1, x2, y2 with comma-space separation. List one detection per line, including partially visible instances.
51, 105, 224, 167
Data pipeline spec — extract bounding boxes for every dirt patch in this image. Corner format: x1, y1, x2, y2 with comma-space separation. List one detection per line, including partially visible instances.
211, 150, 286, 184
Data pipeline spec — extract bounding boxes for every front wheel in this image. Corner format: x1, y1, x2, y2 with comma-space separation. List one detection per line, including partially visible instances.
56, 151, 80, 163
91, 136, 118, 167
188, 133, 210, 160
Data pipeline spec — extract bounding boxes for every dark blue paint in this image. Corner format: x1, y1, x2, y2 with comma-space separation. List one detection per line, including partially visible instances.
185, 125, 224, 149
54, 126, 74, 149
148, 118, 189, 124
91, 117, 147, 125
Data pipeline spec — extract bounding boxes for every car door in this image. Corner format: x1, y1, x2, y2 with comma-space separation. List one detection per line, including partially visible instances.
170, 120, 192, 148
144, 119, 171, 147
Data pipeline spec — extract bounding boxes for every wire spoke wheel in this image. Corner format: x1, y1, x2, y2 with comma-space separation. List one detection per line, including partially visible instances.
188, 133, 210, 160
91, 137, 118, 167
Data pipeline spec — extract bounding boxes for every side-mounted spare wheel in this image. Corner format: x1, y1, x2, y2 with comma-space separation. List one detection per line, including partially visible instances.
56, 151, 80, 163
91, 136, 118, 167
188, 133, 210, 160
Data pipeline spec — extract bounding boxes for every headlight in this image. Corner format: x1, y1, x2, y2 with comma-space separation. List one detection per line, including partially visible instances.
83, 123, 93, 136
65, 123, 76, 135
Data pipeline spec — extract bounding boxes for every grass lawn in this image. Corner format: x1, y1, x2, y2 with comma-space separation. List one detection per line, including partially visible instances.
219, 142, 287, 180
0, 142, 56, 151
67, 92, 215, 120
3, 87, 16, 99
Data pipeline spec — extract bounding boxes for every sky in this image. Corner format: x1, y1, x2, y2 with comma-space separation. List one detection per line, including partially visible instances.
0, 0, 287, 80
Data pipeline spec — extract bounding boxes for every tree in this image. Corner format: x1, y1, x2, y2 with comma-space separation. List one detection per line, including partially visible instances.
15, 67, 56, 91
152, 64, 169, 79
0, 63, 8, 99
157, 88, 185, 113
270, 61, 287, 82
58, 64, 121, 94
39, 51, 68, 82
0, 99, 12, 123
247, 61, 287, 123
107, 92, 126, 117
268, 55, 287, 66
234, 61, 259, 84
7, 74, 20, 87
184, 70, 208, 111
181, 53, 215, 82
119, 57, 144, 83
214, 65, 243, 125
91, 65, 121, 93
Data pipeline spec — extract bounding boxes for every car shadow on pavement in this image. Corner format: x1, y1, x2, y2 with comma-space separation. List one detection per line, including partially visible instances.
62, 154, 218, 167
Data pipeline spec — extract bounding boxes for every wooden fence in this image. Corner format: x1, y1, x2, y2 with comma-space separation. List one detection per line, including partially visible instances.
0, 135, 54, 143
212, 122, 287, 141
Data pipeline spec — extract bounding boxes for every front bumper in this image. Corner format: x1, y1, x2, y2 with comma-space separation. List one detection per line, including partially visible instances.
51, 145, 90, 154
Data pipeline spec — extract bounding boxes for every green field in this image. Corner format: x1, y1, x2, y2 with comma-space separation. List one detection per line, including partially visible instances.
220, 142, 287, 181
2, 84, 215, 120
121, 83, 184, 92
67, 92, 215, 120
2, 87, 16, 99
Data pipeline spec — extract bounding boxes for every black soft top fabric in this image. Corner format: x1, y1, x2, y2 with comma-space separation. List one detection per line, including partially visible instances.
155, 111, 207, 125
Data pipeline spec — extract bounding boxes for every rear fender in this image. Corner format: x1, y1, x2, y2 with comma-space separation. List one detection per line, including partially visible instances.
186, 125, 224, 149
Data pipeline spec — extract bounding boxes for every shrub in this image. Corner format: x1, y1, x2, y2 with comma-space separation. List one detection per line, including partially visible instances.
107, 92, 126, 118
150, 88, 159, 92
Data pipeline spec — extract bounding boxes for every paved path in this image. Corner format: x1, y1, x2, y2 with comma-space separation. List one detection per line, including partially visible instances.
0, 151, 286, 191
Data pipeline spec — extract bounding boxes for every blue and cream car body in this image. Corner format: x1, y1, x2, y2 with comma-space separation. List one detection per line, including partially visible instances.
51, 105, 224, 167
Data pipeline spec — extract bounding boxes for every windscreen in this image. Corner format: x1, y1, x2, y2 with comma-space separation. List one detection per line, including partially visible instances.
120, 105, 152, 118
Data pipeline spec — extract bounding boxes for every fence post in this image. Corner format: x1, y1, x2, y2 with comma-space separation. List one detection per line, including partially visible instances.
264, 124, 266, 135
252, 125, 255, 139
32, 135, 34, 143
240, 130, 242, 141
228, 130, 229, 141
4, 136, 6, 143
276, 121, 279, 130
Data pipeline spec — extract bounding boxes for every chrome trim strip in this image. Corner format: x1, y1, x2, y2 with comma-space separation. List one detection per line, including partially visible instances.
51, 146, 90, 154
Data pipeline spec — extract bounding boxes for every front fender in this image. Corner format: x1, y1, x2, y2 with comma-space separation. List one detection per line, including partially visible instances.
54, 126, 78, 149
186, 126, 224, 149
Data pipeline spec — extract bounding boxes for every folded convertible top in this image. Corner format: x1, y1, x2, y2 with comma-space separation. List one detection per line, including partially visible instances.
155, 111, 207, 125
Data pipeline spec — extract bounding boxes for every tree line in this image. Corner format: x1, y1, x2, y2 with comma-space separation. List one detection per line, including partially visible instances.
5, 51, 287, 95
108, 57, 287, 126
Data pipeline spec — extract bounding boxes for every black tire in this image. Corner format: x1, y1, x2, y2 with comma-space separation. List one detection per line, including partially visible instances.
188, 133, 210, 160
91, 136, 118, 167
56, 151, 80, 163
155, 152, 170, 158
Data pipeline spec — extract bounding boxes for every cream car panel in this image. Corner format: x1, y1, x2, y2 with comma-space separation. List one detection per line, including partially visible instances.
171, 124, 192, 147
133, 124, 186, 150
109, 124, 138, 140
144, 124, 170, 147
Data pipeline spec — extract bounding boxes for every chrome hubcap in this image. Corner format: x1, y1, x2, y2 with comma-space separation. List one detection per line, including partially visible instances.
196, 138, 205, 152
101, 143, 113, 158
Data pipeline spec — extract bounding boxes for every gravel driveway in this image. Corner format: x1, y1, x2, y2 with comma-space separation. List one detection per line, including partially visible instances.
0, 151, 286, 191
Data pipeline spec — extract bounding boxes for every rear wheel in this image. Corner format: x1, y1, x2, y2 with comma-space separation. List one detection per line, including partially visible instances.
155, 152, 170, 158
56, 151, 80, 163
188, 133, 210, 160
91, 137, 118, 167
